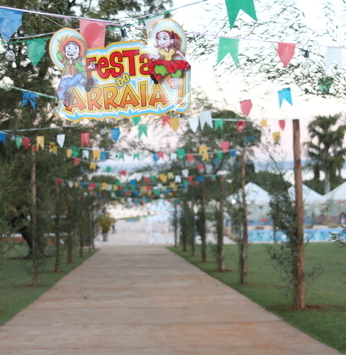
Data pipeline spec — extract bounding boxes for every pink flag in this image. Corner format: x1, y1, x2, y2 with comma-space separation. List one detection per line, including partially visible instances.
73, 158, 80, 166
187, 153, 194, 163
236, 120, 246, 133
240, 100, 252, 116
187, 176, 193, 182
161, 115, 171, 127
277, 42, 295, 67
158, 151, 164, 159
79, 20, 106, 49
220, 141, 230, 152
81, 132, 91, 147
279, 120, 286, 130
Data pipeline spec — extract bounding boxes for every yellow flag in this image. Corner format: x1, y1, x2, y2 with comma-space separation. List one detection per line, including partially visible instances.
74, 182, 80, 188
273, 132, 281, 143
199, 144, 208, 155
167, 172, 174, 180
37, 136, 44, 150
202, 151, 210, 161
101, 183, 108, 190
49, 142, 57, 154
260, 120, 267, 128
92, 150, 100, 160
159, 174, 167, 183
89, 162, 97, 170
66, 148, 72, 158
170, 117, 180, 132
170, 182, 176, 189
113, 185, 118, 191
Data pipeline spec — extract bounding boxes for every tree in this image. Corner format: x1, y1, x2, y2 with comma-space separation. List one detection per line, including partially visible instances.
304, 114, 346, 193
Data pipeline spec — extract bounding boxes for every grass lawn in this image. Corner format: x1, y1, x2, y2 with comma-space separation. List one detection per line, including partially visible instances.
169, 243, 346, 353
0, 243, 98, 326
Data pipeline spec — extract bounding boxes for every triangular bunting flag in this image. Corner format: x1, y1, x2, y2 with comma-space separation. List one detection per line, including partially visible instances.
214, 119, 224, 130
170, 117, 180, 132
199, 111, 213, 129
0, 9, 22, 41
188, 117, 199, 132
27, 38, 46, 66
57, 134, 65, 148
81, 132, 91, 147
217, 37, 239, 66
37, 136, 44, 150
278, 88, 292, 107
111, 128, 121, 142
277, 42, 295, 67
138, 124, 148, 138
240, 100, 252, 116
225, 0, 257, 28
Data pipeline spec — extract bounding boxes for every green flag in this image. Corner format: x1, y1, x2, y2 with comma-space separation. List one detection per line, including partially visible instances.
71, 146, 80, 157
15, 136, 22, 148
132, 116, 141, 126
217, 151, 223, 160
138, 124, 148, 138
177, 148, 186, 159
225, 0, 257, 28
214, 119, 224, 130
27, 38, 46, 66
217, 37, 239, 66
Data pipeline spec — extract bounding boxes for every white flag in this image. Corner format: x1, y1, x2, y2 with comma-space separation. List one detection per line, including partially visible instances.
325, 47, 343, 71
57, 134, 65, 148
188, 117, 199, 132
199, 110, 213, 129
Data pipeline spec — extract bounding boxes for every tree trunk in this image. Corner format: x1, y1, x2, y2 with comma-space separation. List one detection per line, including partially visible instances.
293, 119, 306, 310
66, 185, 73, 264
54, 181, 60, 273
200, 183, 207, 263
217, 176, 225, 271
31, 149, 38, 286
240, 148, 249, 284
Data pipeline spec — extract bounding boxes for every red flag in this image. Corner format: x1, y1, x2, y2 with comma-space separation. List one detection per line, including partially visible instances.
277, 42, 295, 67
56, 178, 63, 185
144, 177, 150, 183
31, 145, 37, 153
89, 183, 97, 189
120, 170, 127, 176
197, 164, 205, 172
220, 141, 230, 152
279, 120, 286, 130
240, 100, 252, 116
187, 153, 194, 163
187, 176, 193, 182
81, 132, 91, 147
236, 120, 246, 133
158, 151, 164, 159
79, 20, 106, 49
73, 158, 80, 165
161, 115, 171, 127
22, 137, 31, 149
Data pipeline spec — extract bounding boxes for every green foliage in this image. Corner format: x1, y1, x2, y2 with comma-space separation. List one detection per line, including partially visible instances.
99, 214, 112, 233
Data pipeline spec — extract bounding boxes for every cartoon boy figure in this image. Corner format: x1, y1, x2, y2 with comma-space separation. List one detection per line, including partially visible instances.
148, 30, 190, 89
56, 36, 95, 107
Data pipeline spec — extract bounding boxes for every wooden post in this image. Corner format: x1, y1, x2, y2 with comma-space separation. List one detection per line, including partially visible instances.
66, 185, 73, 263
240, 147, 249, 284
31, 148, 38, 286
54, 180, 61, 273
217, 175, 225, 271
293, 119, 306, 309
201, 181, 207, 263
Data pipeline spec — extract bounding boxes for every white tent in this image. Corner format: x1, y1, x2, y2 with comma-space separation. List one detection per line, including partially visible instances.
323, 181, 346, 201
288, 184, 325, 204
227, 182, 271, 205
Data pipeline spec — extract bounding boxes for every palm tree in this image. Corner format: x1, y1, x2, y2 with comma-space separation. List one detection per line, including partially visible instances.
304, 114, 346, 193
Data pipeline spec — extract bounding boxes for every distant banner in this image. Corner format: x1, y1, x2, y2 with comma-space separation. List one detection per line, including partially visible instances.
49, 19, 191, 122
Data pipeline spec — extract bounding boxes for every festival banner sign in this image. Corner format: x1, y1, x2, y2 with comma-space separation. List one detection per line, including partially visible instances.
49, 19, 191, 122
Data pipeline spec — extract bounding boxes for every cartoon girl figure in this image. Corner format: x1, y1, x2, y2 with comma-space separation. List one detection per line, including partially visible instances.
148, 30, 190, 89
56, 36, 95, 107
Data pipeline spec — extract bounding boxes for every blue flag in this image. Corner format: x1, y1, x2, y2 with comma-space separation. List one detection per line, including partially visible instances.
111, 128, 120, 142
0, 132, 7, 144
0, 9, 22, 41
278, 88, 292, 107
22, 92, 37, 110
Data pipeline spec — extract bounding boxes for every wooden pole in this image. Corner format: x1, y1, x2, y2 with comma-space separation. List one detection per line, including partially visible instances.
54, 180, 61, 273
293, 119, 305, 309
66, 185, 73, 263
31, 148, 38, 286
217, 175, 225, 271
201, 181, 207, 263
240, 147, 249, 284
